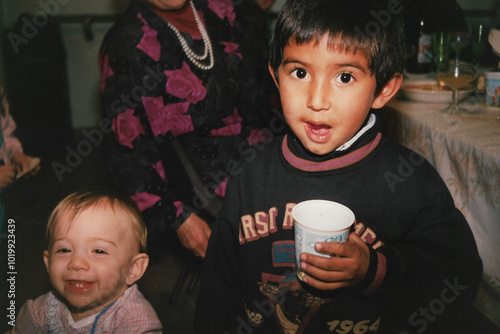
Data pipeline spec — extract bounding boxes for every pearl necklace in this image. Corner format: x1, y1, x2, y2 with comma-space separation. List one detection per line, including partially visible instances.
163, 0, 214, 70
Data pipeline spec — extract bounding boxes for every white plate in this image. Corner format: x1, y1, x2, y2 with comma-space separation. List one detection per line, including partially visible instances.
400, 79, 474, 103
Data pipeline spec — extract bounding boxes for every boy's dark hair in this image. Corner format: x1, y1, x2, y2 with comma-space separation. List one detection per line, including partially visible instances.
269, 0, 405, 94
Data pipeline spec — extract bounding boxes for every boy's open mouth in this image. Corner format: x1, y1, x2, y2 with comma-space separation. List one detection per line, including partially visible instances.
304, 122, 332, 142
66, 281, 95, 292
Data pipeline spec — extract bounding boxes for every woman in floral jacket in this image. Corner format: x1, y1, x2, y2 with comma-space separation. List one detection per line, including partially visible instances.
99, 0, 279, 260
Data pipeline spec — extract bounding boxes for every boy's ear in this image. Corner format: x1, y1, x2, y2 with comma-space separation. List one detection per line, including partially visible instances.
43, 250, 50, 273
371, 74, 403, 109
125, 253, 149, 285
268, 62, 279, 88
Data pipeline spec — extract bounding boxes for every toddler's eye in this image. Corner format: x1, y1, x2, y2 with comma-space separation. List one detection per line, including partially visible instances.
292, 68, 308, 79
337, 72, 353, 84
94, 249, 107, 254
56, 248, 71, 253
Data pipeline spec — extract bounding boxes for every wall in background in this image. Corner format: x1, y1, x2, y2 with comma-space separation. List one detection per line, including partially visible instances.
458, 0, 499, 27
1, 0, 128, 27
0, 0, 128, 129
458, 0, 495, 10
60, 22, 114, 129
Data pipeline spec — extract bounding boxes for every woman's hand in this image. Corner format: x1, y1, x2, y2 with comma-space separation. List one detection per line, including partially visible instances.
10, 153, 40, 177
176, 212, 212, 258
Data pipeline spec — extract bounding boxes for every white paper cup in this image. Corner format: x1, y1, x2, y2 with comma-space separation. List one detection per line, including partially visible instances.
485, 71, 500, 108
293, 200, 355, 281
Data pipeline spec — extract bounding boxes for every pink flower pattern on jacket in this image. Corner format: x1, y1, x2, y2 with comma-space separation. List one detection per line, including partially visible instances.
220, 42, 242, 59
247, 128, 271, 146
208, 0, 235, 26
143, 96, 194, 137
137, 13, 161, 61
211, 108, 242, 136
99, 54, 114, 93
112, 109, 145, 148
165, 62, 207, 104
153, 161, 166, 180
173, 201, 183, 217
131, 191, 162, 211
214, 178, 227, 197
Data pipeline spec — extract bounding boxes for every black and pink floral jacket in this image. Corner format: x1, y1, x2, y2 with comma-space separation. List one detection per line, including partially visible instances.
99, 0, 279, 254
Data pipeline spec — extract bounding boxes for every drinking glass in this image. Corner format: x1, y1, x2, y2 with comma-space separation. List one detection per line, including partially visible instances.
435, 61, 477, 114
449, 32, 471, 64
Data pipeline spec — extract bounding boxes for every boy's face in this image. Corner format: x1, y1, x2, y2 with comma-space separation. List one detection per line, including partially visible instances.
44, 208, 141, 321
270, 36, 396, 155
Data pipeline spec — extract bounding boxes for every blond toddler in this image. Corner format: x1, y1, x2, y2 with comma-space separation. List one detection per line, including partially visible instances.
13, 190, 162, 333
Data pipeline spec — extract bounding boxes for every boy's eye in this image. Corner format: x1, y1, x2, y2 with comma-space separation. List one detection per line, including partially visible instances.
336, 72, 354, 84
292, 68, 308, 79
56, 248, 71, 253
94, 249, 107, 254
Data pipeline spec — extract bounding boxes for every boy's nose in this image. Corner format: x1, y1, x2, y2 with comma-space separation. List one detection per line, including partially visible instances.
67, 254, 90, 271
307, 79, 331, 111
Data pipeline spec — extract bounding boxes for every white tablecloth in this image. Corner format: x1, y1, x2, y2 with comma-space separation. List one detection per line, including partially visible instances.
383, 98, 500, 327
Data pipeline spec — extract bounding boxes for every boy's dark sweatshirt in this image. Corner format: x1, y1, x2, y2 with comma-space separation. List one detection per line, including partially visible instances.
195, 113, 482, 334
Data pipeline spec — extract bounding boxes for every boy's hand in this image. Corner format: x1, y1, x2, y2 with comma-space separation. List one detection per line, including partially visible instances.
0, 165, 16, 187
299, 232, 370, 291
176, 213, 212, 258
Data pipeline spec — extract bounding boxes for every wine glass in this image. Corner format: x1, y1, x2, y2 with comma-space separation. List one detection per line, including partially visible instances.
449, 31, 470, 64
435, 61, 477, 114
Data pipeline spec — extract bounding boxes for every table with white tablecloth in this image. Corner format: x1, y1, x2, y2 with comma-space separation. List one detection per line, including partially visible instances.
382, 98, 500, 328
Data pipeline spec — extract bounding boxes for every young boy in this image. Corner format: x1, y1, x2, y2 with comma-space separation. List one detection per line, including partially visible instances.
12, 190, 162, 333
195, 0, 482, 333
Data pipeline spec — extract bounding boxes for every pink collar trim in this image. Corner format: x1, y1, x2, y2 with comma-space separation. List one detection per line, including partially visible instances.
282, 133, 382, 172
